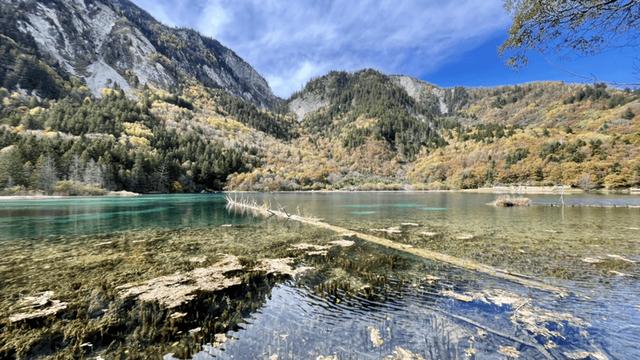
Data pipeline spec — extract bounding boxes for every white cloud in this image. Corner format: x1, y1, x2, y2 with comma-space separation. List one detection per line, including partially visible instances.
130, 0, 178, 26
267, 61, 330, 97
133, 0, 510, 98
196, 1, 230, 39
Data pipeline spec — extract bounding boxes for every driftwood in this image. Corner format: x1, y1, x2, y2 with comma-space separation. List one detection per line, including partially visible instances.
225, 195, 565, 295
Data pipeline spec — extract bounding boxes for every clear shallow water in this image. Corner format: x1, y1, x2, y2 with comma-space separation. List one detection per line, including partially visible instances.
2, 192, 637, 241
1, 193, 639, 359
246, 192, 640, 279
226, 192, 640, 359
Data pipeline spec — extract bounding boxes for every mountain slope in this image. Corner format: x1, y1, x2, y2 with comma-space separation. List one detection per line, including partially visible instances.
389, 75, 469, 116
288, 70, 451, 160
407, 82, 640, 190
1, 0, 639, 194
226, 71, 640, 191
0, 0, 278, 108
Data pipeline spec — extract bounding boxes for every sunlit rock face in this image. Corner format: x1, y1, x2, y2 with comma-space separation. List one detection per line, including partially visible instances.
389, 75, 481, 119
5, 0, 278, 108
288, 92, 329, 122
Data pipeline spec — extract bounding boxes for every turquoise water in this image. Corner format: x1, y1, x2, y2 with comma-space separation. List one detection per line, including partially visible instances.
1, 193, 639, 359
0, 194, 251, 240
2, 192, 638, 241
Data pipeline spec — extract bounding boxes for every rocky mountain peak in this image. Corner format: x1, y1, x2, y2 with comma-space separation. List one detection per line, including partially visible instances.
2, 0, 279, 108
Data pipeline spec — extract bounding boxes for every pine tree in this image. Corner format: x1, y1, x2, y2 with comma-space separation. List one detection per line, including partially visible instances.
69, 154, 83, 183
33, 154, 58, 194
0, 147, 25, 188
623, 108, 635, 120
83, 159, 104, 187
130, 153, 147, 192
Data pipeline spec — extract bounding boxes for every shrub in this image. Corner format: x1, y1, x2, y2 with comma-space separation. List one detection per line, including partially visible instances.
506, 148, 529, 166
622, 108, 635, 120
0, 185, 29, 196
493, 196, 531, 207
53, 181, 107, 196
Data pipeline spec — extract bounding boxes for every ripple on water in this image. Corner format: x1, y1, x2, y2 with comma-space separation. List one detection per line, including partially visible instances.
175, 268, 629, 360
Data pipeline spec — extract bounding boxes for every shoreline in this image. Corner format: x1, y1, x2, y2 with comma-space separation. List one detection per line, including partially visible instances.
227, 186, 638, 195
0, 190, 140, 200
459, 185, 584, 195
1, 187, 638, 200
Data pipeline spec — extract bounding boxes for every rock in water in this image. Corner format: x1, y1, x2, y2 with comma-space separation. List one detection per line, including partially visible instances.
368, 326, 384, 347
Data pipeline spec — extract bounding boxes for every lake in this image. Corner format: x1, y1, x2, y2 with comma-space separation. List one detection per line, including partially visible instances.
0, 193, 638, 359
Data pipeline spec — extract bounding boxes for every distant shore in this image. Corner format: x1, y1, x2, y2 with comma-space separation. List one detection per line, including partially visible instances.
1, 186, 638, 200
460, 185, 584, 195
0, 190, 139, 200
227, 186, 639, 195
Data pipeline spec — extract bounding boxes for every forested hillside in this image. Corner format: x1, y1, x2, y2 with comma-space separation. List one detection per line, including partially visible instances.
291, 70, 450, 158
0, 84, 292, 195
228, 71, 640, 191
0, 0, 288, 195
409, 82, 640, 190
1, 0, 639, 195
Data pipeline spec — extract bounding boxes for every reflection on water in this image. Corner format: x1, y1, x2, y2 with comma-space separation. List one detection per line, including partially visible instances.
0, 194, 252, 240
0, 193, 638, 359
192, 280, 624, 359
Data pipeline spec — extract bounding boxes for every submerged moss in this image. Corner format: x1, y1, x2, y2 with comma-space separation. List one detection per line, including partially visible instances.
2, 220, 440, 359
0, 222, 347, 358
1, 195, 637, 359
349, 218, 640, 282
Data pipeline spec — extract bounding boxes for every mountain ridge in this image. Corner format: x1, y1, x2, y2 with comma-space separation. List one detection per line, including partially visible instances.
1, 0, 279, 108
1, 1, 639, 195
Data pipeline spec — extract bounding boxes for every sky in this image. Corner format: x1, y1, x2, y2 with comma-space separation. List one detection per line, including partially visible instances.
131, 0, 639, 98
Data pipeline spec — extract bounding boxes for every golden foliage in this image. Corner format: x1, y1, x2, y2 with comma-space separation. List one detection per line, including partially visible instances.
123, 122, 154, 138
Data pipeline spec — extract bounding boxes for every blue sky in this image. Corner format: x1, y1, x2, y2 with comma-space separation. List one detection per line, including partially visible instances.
132, 0, 639, 97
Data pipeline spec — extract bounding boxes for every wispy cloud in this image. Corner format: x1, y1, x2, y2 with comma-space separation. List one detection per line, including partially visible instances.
132, 0, 510, 97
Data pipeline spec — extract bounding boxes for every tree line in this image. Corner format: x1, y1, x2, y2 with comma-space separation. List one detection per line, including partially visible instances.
0, 89, 258, 195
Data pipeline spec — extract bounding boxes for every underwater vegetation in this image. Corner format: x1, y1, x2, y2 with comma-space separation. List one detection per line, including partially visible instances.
0, 223, 336, 358
1, 193, 639, 359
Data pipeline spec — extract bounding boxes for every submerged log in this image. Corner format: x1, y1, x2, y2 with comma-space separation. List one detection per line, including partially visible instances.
9, 291, 68, 323
117, 255, 308, 309
225, 195, 565, 295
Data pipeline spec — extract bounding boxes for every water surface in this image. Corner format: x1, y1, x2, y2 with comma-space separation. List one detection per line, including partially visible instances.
0, 193, 638, 359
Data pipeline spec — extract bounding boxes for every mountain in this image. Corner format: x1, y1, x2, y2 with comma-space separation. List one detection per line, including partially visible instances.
226, 70, 640, 191
0, 0, 294, 194
288, 70, 449, 160
389, 75, 469, 116
0, 1, 639, 195
0, 0, 278, 108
